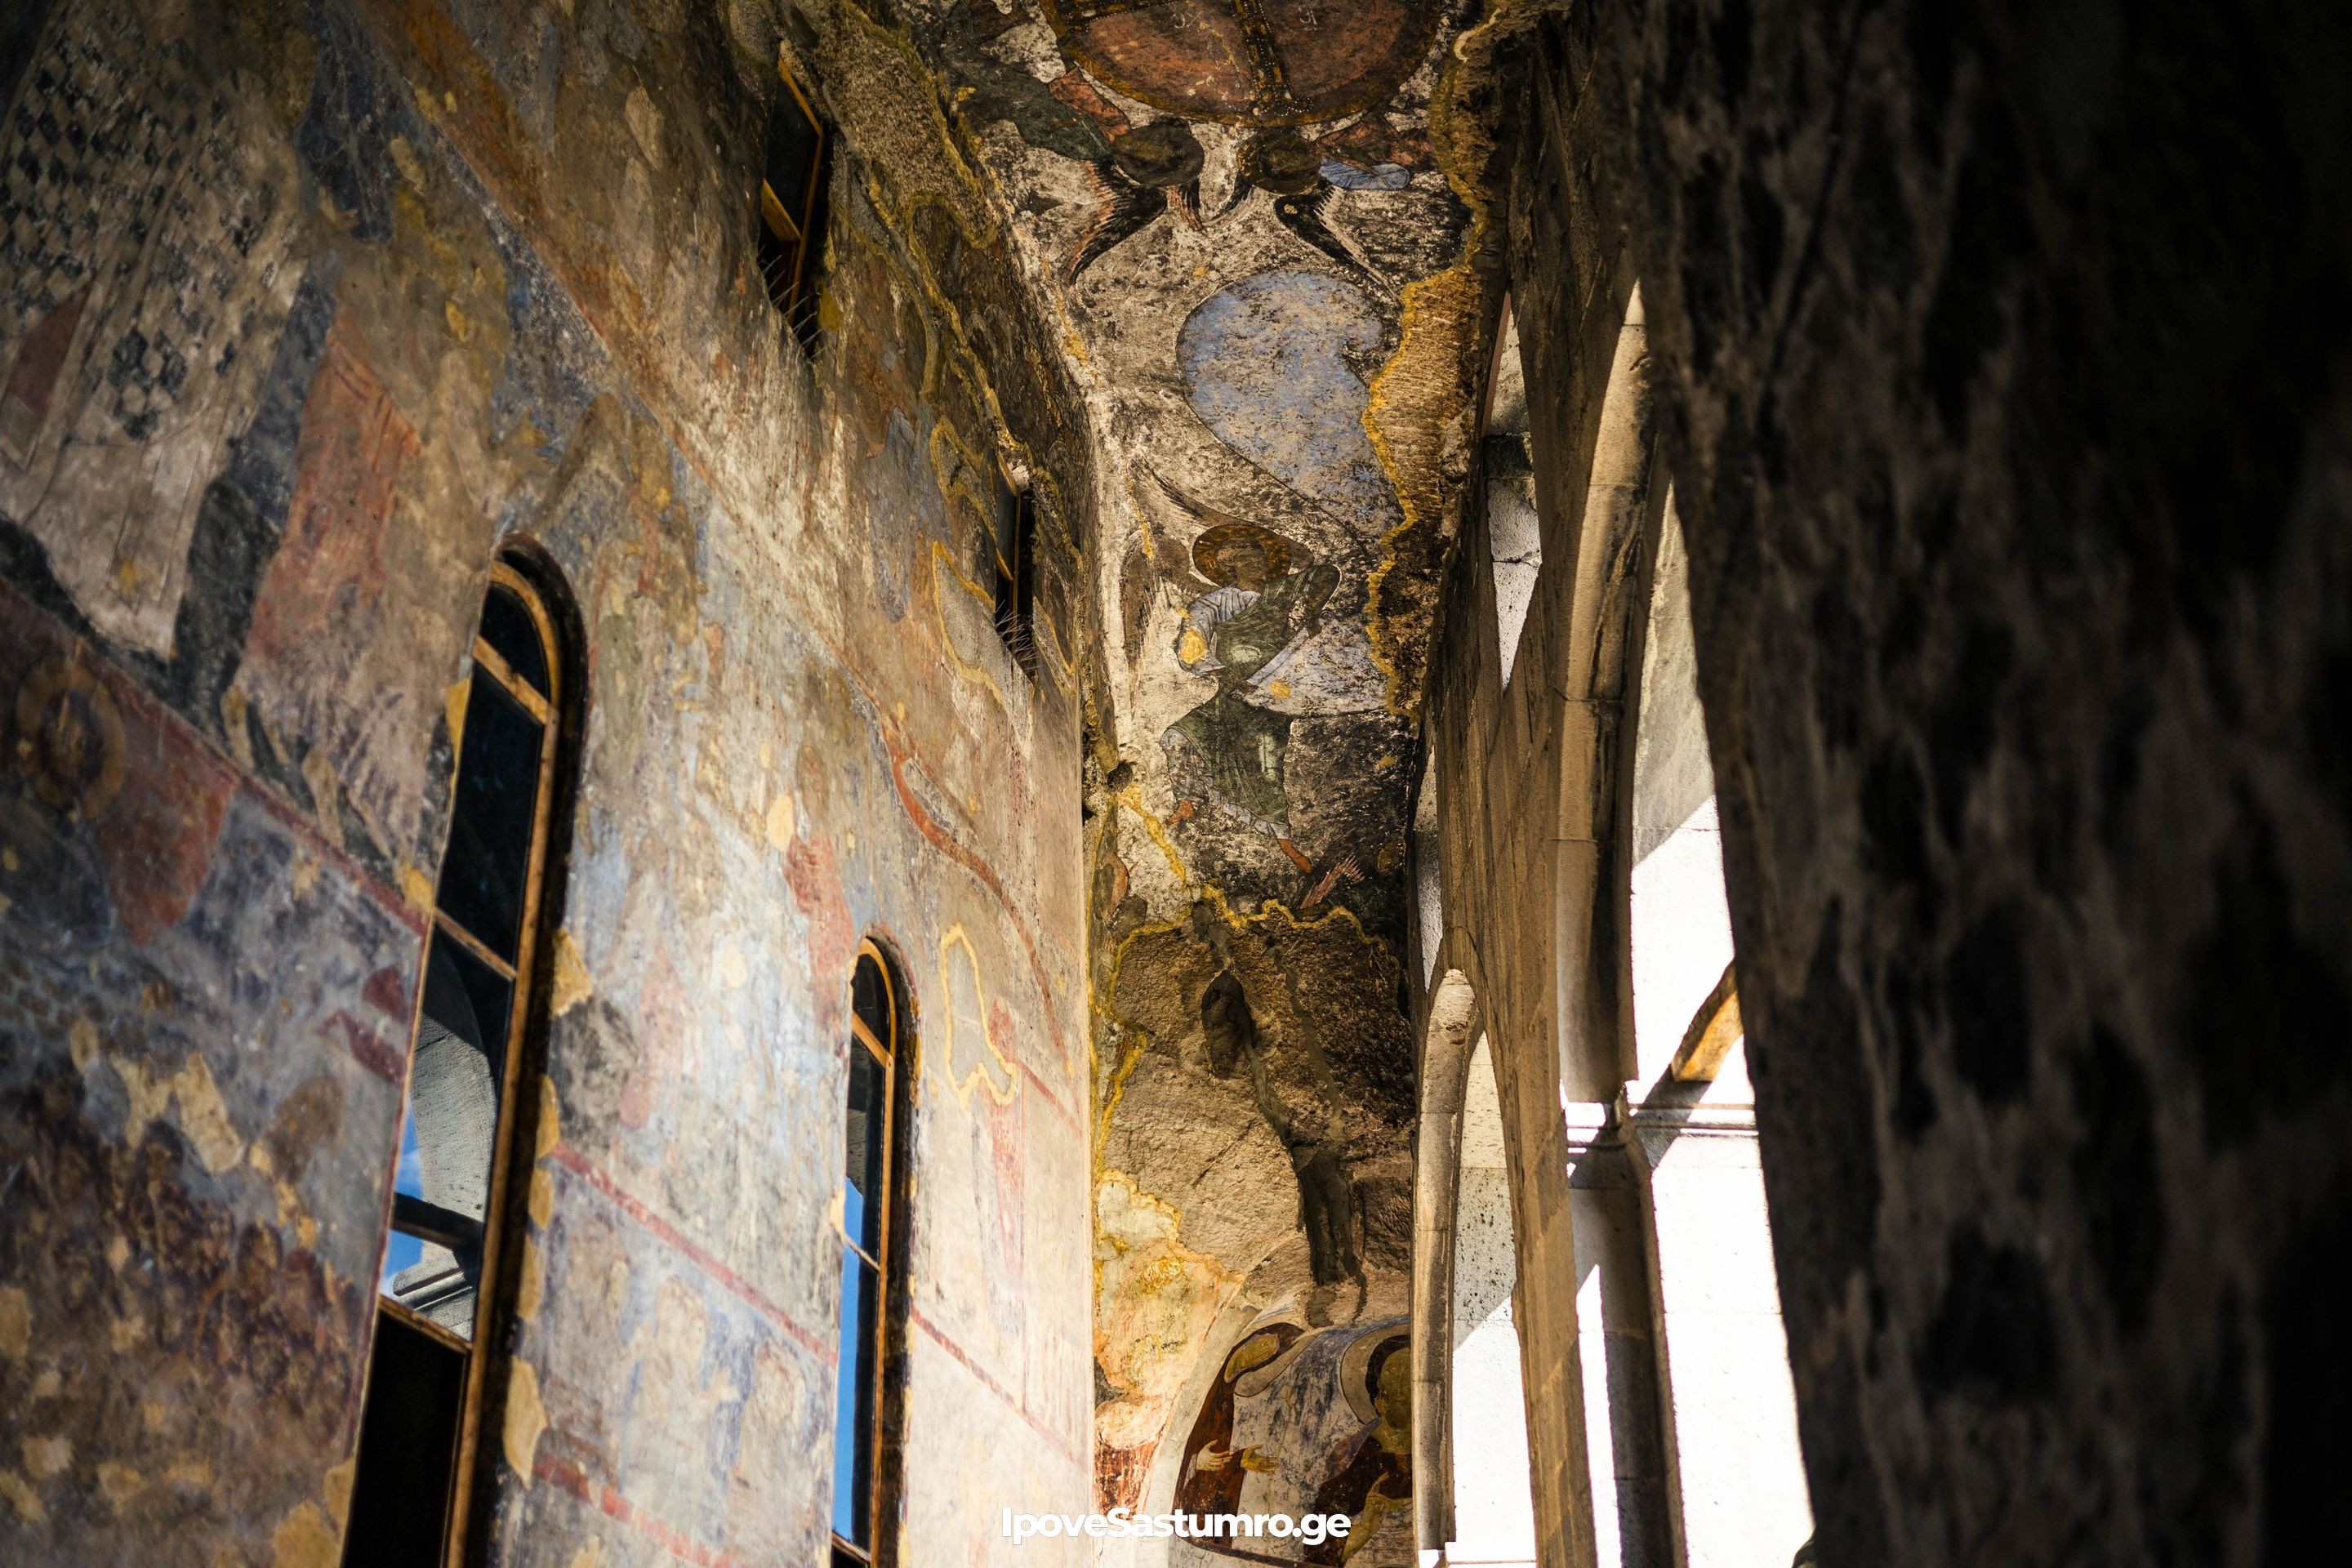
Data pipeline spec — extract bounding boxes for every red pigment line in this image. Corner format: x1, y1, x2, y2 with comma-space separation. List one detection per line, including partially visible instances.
231, 777, 426, 938
550, 1143, 834, 1365
883, 739, 1078, 1079
806, 625, 1082, 1094
1020, 1059, 1082, 1135
906, 1304, 1083, 1469
537, 1452, 746, 1568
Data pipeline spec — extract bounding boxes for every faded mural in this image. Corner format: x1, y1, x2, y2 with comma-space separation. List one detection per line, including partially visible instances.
0, 0, 1101, 1562
0, 0, 1508, 1557
908, 0, 1494, 1552
1165, 1318, 1414, 1566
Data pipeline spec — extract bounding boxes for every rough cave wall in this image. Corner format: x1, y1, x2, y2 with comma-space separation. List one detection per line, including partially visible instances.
1489, 1, 2352, 1563
0, 0, 1102, 1562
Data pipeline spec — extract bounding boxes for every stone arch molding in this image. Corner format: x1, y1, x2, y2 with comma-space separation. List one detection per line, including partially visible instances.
1410, 968, 1481, 1556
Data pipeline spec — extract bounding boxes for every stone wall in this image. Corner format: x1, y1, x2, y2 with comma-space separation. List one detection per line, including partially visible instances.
1436, 0, 2352, 1562
0, 0, 1098, 1562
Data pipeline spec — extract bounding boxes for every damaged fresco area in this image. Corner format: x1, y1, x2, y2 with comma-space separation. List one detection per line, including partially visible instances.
903, 0, 1501, 1539
929, 0, 1474, 933
1161, 1318, 1414, 1566
2, 0, 1101, 1561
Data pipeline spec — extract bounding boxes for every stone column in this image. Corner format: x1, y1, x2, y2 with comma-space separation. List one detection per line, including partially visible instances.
1566, 1104, 1674, 1568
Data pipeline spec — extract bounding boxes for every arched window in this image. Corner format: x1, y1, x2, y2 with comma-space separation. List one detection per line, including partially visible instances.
759, 56, 831, 356
835, 942, 909, 1566
1485, 300, 1540, 687
991, 463, 1040, 678
345, 556, 574, 1568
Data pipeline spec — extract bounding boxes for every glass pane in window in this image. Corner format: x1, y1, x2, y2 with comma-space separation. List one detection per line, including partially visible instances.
434, 668, 545, 961
843, 1040, 886, 1258
378, 1209, 425, 1294
477, 583, 549, 697
381, 937, 511, 1340
832, 1247, 878, 1546
852, 954, 890, 1047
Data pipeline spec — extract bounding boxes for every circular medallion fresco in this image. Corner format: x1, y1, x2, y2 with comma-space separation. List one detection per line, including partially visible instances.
1042, 0, 1443, 127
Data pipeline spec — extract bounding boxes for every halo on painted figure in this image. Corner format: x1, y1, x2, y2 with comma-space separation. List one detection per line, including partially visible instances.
1229, 1319, 1316, 1400
1339, 1322, 1413, 1423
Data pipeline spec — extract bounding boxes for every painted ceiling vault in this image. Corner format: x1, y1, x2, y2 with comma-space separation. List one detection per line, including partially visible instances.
886, 0, 1508, 1534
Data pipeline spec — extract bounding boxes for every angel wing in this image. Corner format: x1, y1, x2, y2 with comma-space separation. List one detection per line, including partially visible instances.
1214, 168, 1258, 221
1272, 187, 1383, 288
1151, 471, 1254, 534
1067, 163, 1169, 283
1143, 472, 1223, 600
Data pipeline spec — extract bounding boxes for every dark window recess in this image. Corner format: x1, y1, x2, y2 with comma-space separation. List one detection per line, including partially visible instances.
991, 471, 1038, 677
434, 670, 544, 963
834, 947, 902, 1565
844, 1036, 886, 1257
759, 63, 830, 359
476, 585, 548, 696
852, 952, 891, 1046
344, 1311, 468, 1568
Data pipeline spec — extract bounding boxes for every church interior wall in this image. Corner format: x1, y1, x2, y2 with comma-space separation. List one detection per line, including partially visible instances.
0, 1, 1099, 1561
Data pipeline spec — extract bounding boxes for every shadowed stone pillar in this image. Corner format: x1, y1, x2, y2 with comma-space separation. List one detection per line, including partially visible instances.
1567, 1105, 1673, 1568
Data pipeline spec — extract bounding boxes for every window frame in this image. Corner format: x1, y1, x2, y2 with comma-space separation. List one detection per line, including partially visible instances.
347, 556, 570, 1568
991, 465, 1039, 678
834, 940, 908, 1567
759, 58, 831, 354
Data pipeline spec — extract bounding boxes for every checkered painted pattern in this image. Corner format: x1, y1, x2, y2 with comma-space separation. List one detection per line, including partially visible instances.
0, 11, 285, 440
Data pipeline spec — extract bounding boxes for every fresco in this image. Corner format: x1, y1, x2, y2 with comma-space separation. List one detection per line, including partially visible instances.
1161, 1318, 1414, 1565
0, 0, 1108, 1559
1040, 0, 1441, 127
917, 0, 1481, 1527
925, 3, 1468, 933
0, 0, 306, 657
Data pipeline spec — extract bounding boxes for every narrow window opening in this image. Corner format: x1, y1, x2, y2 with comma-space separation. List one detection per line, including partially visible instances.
834, 943, 911, 1566
759, 57, 831, 360
1413, 756, 1443, 988
1485, 301, 1540, 687
344, 559, 574, 1568
991, 465, 1040, 678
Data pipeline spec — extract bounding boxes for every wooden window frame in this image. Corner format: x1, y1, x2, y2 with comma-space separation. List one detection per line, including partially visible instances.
835, 941, 908, 1567
991, 466, 1039, 679
759, 58, 830, 352
348, 557, 568, 1568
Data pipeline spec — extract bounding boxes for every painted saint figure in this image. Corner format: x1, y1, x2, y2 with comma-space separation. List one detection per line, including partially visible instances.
1157, 483, 1337, 855
1174, 1323, 1304, 1537
1304, 1331, 1413, 1564
1218, 128, 1391, 290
